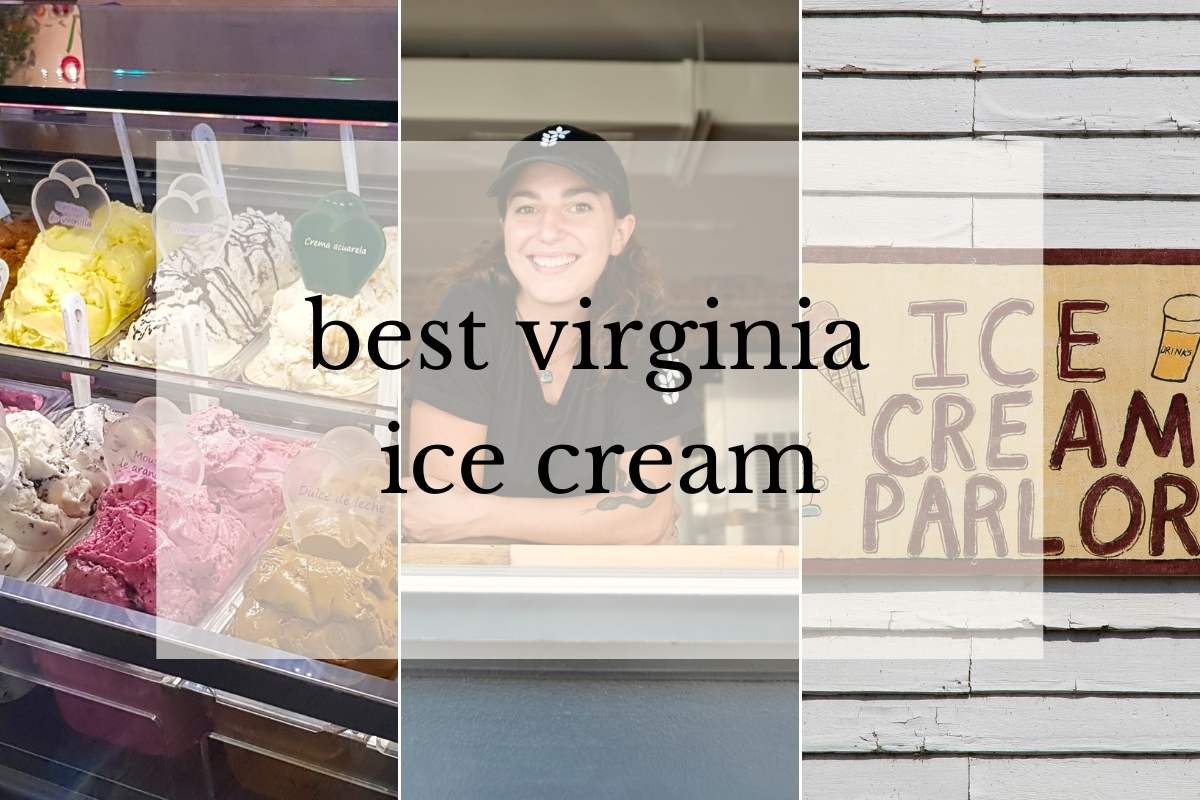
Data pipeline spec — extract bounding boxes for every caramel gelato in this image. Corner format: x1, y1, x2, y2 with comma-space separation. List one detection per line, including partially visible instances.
230, 515, 397, 680
0, 218, 39, 303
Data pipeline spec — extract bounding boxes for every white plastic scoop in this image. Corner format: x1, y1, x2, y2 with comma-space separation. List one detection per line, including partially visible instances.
180, 304, 215, 412
61, 291, 91, 408
112, 112, 144, 211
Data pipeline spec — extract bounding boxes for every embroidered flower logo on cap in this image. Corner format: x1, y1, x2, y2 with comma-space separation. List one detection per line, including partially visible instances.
540, 126, 572, 147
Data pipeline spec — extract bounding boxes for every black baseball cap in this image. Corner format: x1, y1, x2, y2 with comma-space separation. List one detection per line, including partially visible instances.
487, 124, 631, 216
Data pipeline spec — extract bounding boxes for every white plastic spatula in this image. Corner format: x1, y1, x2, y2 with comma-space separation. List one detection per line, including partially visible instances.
0, 259, 8, 303
111, 112, 144, 211
340, 123, 360, 196
180, 304, 215, 412
61, 292, 91, 408
191, 124, 227, 205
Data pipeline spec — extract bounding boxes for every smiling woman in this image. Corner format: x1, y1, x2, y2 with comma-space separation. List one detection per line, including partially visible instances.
401, 124, 702, 545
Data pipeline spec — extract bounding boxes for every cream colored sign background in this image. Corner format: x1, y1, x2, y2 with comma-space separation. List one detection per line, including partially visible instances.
805, 263, 1044, 561
805, 262, 1200, 563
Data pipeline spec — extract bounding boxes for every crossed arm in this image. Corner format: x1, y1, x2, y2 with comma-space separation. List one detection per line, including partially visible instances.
402, 400, 680, 545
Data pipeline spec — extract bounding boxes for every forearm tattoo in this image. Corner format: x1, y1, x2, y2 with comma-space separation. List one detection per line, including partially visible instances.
592, 494, 657, 512
585, 470, 660, 513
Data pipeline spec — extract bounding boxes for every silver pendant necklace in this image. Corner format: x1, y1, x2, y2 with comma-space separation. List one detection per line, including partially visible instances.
517, 306, 577, 385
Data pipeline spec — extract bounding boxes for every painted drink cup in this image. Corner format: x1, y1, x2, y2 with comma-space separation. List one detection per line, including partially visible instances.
1153, 294, 1200, 382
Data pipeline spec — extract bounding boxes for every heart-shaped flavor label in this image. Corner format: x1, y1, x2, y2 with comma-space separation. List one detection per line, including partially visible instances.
152, 173, 232, 267
52, 159, 97, 184
102, 397, 204, 491
291, 190, 386, 298
282, 426, 395, 565
31, 159, 112, 254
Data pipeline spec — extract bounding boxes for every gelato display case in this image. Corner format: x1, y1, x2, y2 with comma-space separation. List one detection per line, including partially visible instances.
0, 5, 399, 798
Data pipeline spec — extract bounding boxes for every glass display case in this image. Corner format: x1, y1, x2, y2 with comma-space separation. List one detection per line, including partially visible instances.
0, 3, 398, 798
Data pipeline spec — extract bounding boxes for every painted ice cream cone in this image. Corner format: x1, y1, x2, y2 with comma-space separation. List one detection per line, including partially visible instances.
807, 300, 866, 416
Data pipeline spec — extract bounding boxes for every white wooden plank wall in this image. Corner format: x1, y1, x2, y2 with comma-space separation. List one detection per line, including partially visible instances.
802, 7, 1200, 249
803, 5, 1200, 797
804, 757, 1200, 800
803, 590, 1200, 791
807, 0, 1200, 15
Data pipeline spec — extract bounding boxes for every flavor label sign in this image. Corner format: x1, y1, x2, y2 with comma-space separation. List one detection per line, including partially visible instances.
283, 426, 396, 561
31, 159, 111, 252
152, 173, 232, 264
292, 190, 387, 297
805, 261, 1200, 572
102, 397, 204, 491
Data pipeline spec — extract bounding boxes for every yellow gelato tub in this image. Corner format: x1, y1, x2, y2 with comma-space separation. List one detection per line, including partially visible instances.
0, 202, 154, 353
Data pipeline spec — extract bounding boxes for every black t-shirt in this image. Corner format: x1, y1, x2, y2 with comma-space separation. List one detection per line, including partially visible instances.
407, 281, 702, 497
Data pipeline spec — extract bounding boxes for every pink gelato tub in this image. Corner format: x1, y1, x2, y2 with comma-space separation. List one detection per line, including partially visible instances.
56, 406, 309, 624
44, 406, 310, 753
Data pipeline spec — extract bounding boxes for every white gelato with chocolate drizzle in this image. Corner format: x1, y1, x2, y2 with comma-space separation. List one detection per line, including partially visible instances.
113, 208, 297, 372
243, 226, 397, 397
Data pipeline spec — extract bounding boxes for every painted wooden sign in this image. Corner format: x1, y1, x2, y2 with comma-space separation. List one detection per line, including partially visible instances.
804, 259, 1200, 574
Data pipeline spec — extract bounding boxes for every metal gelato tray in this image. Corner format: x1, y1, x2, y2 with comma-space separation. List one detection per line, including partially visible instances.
3, 397, 134, 584
237, 332, 384, 404
100, 312, 269, 383
28, 413, 322, 626
10, 517, 91, 584
90, 306, 145, 361
200, 516, 398, 681
23, 517, 91, 588
4, 567, 397, 722
0, 376, 71, 418
0, 303, 137, 362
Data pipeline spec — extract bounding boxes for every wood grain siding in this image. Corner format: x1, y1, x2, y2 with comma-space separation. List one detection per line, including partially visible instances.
807, 579, 1200, 631
804, 8, 1200, 798
805, 757, 1200, 800
805, 0, 983, 12
977, 78, 1200, 133
805, 657, 973, 694
807, 75, 1200, 135
806, 18, 1200, 74
982, 1, 1200, 15
970, 758, 1200, 800
806, 0, 1200, 15
803, 757, 968, 798
811, 138, 1200, 196
804, 76, 975, 134
806, 696, 1200, 753
807, 197, 1200, 248
806, 634, 1200, 694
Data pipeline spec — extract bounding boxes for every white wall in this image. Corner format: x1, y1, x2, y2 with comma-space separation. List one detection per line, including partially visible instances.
804, 5, 1200, 798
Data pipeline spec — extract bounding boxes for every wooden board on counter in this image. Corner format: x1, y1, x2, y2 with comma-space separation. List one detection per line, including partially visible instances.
401, 544, 799, 570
